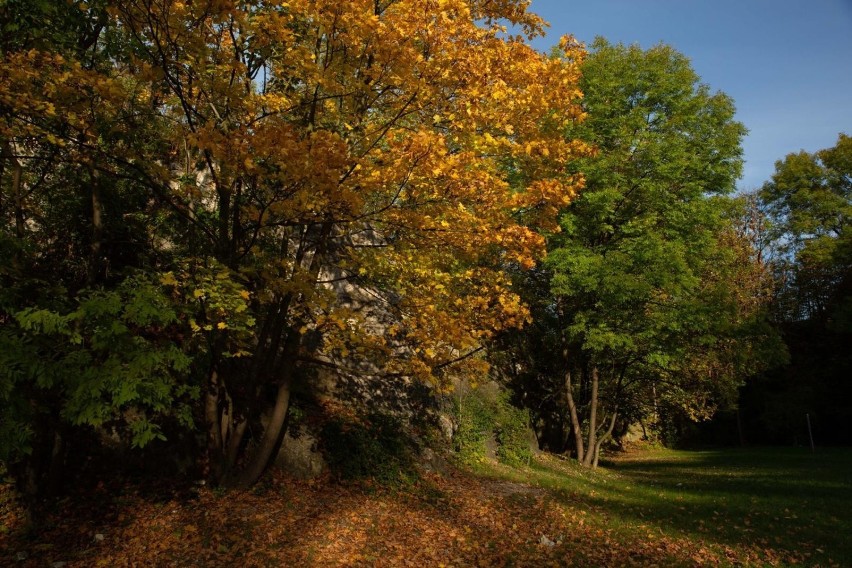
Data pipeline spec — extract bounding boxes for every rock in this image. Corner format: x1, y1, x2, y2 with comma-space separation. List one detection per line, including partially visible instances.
275, 427, 326, 479
526, 426, 541, 453
438, 414, 455, 441
418, 447, 449, 474
94, 533, 105, 543
623, 421, 647, 443
539, 535, 556, 547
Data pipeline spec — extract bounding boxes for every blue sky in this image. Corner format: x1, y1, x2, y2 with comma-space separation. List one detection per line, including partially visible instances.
526, 0, 852, 191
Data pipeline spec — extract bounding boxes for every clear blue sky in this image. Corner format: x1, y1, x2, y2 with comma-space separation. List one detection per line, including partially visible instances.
526, 0, 852, 191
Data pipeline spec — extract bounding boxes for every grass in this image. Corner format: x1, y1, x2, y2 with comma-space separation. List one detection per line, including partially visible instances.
482, 445, 852, 566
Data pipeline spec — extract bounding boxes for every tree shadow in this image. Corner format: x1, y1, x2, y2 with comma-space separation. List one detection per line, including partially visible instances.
554, 447, 852, 565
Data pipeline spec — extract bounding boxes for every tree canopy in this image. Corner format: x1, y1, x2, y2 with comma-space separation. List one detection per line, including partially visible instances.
0, 0, 588, 495
761, 133, 852, 324
728, 133, 852, 447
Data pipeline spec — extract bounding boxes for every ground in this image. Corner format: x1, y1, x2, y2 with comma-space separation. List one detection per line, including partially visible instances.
1, 446, 850, 566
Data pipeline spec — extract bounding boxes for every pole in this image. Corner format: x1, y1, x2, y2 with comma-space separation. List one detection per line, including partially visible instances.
736, 408, 746, 447
806, 413, 815, 453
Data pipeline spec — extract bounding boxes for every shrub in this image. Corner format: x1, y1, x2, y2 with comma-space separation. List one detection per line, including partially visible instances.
494, 393, 534, 467
320, 412, 417, 486
452, 389, 495, 465
451, 383, 533, 467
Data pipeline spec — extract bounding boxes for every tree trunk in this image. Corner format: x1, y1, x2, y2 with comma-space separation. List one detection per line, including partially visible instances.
232, 222, 334, 487
205, 366, 227, 483
0, 139, 6, 213
206, 362, 250, 484
565, 369, 585, 462
736, 407, 746, 447
1, 139, 25, 238
224, 417, 248, 472
87, 164, 103, 284
652, 383, 659, 425
582, 366, 599, 467
233, 368, 293, 487
11, 411, 66, 532
592, 406, 618, 469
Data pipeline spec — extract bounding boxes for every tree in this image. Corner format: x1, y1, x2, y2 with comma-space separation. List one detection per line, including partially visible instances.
746, 134, 852, 445
0, 0, 588, 501
761, 134, 852, 323
499, 39, 776, 465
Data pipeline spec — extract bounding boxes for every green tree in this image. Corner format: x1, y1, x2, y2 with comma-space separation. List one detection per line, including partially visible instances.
747, 134, 852, 446
761, 133, 852, 323
0, 0, 182, 517
501, 39, 776, 465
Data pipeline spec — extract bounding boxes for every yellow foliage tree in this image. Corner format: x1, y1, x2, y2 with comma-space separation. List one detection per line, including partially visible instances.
0, 0, 588, 485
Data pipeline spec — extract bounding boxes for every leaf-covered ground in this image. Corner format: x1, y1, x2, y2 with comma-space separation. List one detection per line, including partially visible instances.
2, 447, 850, 566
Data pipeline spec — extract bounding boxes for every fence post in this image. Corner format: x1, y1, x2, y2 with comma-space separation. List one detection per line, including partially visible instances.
806, 413, 815, 453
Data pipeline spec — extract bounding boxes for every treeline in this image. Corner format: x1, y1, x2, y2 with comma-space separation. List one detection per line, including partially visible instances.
0, 0, 845, 518
700, 134, 852, 447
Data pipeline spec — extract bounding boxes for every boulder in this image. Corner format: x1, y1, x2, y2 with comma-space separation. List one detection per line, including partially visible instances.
275, 427, 326, 479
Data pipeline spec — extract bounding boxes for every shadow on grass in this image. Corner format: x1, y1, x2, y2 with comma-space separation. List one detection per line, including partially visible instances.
539, 447, 852, 566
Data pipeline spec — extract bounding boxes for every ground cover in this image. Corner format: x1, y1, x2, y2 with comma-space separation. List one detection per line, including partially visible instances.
2, 446, 849, 566
484, 446, 851, 567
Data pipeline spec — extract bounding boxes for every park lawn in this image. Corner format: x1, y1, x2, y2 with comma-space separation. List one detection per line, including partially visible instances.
483, 446, 852, 566
2, 446, 850, 566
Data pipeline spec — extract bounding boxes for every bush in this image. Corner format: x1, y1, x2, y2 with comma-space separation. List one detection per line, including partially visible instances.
320, 412, 418, 486
451, 383, 533, 467
452, 389, 494, 465
494, 395, 534, 467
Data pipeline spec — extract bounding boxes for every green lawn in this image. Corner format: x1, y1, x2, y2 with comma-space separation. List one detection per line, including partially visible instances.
485, 446, 852, 566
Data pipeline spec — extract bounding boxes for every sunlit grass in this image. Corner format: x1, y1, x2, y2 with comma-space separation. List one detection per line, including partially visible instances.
481, 446, 852, 566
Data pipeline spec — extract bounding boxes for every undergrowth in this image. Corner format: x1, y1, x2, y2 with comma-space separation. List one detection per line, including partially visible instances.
321, 412, 418, 487
451, 383, 533, 467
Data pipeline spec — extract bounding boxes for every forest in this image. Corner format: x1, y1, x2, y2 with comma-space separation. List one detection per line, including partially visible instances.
1, 0, 850, 565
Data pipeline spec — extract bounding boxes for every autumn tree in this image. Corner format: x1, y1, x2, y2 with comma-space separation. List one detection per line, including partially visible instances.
0, 0, 588, 499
